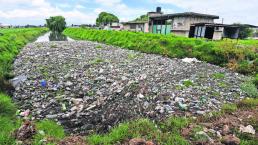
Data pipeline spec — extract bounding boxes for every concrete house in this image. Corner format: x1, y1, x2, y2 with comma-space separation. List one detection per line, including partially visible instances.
122, 7, 163, 33
149, 11, 220, 36
122, 21, 149, 32
189, 23, 240, 40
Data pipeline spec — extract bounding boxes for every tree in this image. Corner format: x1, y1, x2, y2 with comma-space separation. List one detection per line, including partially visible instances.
96, 12, 119, 26
46, 16, 66, 32
134, 15, 148, 22
234, 23, 253, 39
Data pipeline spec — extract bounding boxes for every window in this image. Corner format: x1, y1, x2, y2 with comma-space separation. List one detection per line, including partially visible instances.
130, 24, 136, 29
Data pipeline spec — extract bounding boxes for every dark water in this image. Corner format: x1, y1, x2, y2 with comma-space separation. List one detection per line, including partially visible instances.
35, 32, 74, 42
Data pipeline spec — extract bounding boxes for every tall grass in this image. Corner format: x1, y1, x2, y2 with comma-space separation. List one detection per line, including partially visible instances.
64, 28, 257, 74
0, 28, 48, 92
0, 28, 47, 144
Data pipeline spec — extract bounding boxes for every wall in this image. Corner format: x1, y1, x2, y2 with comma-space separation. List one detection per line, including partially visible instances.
171, 17, 214, 36
213, 27, 224, 40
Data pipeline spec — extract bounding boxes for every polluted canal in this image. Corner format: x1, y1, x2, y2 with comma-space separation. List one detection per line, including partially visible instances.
35, 31, 74, 42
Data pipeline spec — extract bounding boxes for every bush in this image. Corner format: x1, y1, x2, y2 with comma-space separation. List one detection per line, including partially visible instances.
0, 93, 16, 117
240, 81, 258, 98
64, 28, 257, 74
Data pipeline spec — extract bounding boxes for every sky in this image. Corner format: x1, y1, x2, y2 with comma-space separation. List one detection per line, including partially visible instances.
0, 0, 257, 26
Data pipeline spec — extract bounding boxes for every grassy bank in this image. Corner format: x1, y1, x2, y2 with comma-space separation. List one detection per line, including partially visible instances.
0, 28, 48, 92
0, 28, 47, 144
64, 28, 257, 75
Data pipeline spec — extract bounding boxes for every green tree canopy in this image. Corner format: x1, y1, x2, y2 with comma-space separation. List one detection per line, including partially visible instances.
46, 16, 66, 32
96, 12, 119, 26
134, 14, 148, 22
234, 23, 254, 39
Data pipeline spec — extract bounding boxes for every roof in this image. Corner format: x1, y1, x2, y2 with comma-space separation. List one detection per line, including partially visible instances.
191, 23, 240, 28
242, 24, 258, 28
150, 12, 219, 20
122, 21, 147, 24
191, 23, 258, 28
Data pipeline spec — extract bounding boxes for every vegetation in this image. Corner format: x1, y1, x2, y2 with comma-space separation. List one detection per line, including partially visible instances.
87, 117, 190, 145
96, 12, 119, 26
33, 120, 65, 144
221, 103, 238, 113
63, 28, 258, 75
134, 14, 148, 22
240, 80, 258, 98
233, 23, 254, 39
46, 16, 66, 32
0, 28, 47, 92
0, 28, 47, 144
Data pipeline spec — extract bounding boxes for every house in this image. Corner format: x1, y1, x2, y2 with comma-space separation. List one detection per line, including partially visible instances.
149, 11, 219, 36
122, 21, 149, 32
122, 7, 163, 32
0, 23, 11, 28
103, 22, 122, 31
189, 23, 240, 40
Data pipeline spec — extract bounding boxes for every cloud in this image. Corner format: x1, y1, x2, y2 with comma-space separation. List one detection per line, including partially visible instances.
0, 0, 97, 25
95, 0, 121, 6
156, 0, 258, 25
94, 0, 147, 22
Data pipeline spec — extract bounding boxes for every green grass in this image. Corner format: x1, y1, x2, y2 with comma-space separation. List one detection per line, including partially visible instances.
212, 73, 225, 79
237, 98, 258, 109
240, 81, 258, 98
63, 28, 258, 75
221, 103, 238, 113
182, 80, 194, 87
0, 28, 47, 144
0, 28, 47, 92
0, 93, 16, 117
0, 117, 20, 145
87, 118, 190, 145
33, 120, 65, 145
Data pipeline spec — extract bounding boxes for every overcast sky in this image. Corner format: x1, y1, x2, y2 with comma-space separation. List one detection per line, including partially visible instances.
0, 0, 257, 26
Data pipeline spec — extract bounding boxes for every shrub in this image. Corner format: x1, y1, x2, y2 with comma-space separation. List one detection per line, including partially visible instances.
0, 93, 16, 117
46, 16, 66, 32
240, 81, 258, 98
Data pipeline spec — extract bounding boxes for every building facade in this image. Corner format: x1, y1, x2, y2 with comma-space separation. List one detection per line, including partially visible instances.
149, 12, 219, 36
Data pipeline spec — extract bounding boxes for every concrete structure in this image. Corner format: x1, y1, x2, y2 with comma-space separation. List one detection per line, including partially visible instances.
149, 12, 219, 36
0, 23, 11, 28
189, 23, 240, 40
122, 7, 162, 33
122, 21, 149, 32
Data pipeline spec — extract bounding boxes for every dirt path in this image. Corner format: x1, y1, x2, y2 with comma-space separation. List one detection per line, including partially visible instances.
12, 41, 247, 134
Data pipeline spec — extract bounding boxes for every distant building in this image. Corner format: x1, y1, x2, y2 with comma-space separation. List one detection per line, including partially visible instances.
189, 23, 240, 40
122, 7, 163, 33
0, 23, 11, 28
122, 21, 149, 32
